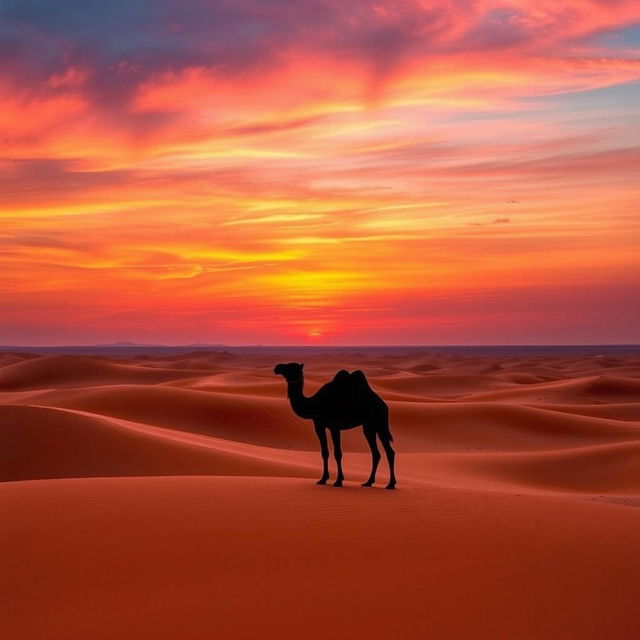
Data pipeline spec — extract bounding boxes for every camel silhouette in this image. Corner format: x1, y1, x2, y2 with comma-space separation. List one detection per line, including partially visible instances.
274, 363, 396, 489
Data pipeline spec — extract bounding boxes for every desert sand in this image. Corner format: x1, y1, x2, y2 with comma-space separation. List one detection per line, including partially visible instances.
2, 347, 640, 639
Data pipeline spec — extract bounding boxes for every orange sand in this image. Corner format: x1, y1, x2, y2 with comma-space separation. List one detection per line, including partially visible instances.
2, 349, 640, 639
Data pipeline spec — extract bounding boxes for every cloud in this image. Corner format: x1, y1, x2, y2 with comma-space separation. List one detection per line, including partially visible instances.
468, 218, 511, 227
222, 214, 325, 226
0, 2, 638, 178
2, 1, 638, 116
0, 159, 135, 204
0, 233, 92, 251
1, 1, 639, 344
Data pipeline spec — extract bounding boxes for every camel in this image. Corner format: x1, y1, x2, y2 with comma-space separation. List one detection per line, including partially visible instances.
274, 363, 396, 489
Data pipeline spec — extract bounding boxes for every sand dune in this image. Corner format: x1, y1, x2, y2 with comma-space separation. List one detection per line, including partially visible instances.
2, 347, 640, 639
0, 352, 39, 367
462, 440, 640, 493
3, 476, 640, 640
0, 354, 208, 390
370, 372, 512, 398
408, 440, 640, 495
0, 405, 315, 483
464, 374, 640, 404
20, 384, 317, 449
8, 387, 639, 455
529, 402, 640, 422
391, 401, 640, 451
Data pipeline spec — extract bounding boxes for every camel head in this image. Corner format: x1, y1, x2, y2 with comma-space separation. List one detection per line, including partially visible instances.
274, 362, 304, 382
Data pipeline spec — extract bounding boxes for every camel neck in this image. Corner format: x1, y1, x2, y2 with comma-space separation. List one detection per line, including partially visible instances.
286, 377, 312, 418
286, 377, 304, 397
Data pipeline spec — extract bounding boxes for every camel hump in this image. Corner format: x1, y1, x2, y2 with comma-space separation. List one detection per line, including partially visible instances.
350, 370, 376, 401
350, 370, 369, 388
331, 369, 369, 394
332, 369, 351, 385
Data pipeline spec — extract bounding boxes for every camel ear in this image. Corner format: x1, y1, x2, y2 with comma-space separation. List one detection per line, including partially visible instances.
300, 363, 304, 369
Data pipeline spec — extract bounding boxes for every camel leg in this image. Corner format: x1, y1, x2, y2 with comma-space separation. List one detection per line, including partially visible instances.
315, 423, 329, 485
361, 425, 381, 487
330, 428, 344, 487
380, 433, 396, 490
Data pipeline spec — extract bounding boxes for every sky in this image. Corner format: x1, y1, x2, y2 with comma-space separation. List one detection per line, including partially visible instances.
1, 0, 639, 346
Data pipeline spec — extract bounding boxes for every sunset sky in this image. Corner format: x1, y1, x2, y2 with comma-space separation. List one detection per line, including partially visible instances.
1, 0, 639, 345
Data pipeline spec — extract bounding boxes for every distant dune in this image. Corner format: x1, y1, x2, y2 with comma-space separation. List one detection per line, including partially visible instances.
0, 354, 209, 390
2, 348, 640, 639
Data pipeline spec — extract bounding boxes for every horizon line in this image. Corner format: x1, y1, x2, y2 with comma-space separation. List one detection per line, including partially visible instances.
1, 342, 638, 349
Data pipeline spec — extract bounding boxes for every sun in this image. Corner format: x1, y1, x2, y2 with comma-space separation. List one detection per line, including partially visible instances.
307, 330, 322, 340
